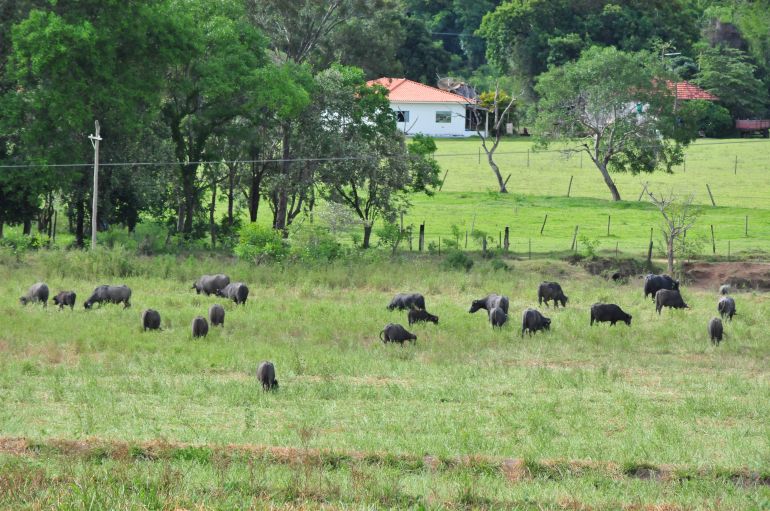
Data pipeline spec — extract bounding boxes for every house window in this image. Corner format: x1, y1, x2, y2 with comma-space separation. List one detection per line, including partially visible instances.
396, 110, 409, 123
435, 111, 452, 123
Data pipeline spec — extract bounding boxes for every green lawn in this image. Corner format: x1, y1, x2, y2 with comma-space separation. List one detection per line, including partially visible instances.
1, 251, 768, 508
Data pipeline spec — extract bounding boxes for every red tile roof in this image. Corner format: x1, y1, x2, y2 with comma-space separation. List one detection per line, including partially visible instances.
666, 80, 718, 101
367, 77, 473, 103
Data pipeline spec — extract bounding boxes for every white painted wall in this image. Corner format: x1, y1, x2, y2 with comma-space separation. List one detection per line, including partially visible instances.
390, 102, 474, 137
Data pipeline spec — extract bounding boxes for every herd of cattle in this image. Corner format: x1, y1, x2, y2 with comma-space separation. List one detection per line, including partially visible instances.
17, 272, 740, 390
381, 275, 738, 345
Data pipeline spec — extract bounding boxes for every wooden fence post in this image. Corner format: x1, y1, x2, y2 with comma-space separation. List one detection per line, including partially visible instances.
498, 230, 502, 249
607, 215, 611, 237
52, 211, 57, 244
540, 214, 548, 235
438, 237, 441, 255
570, 225, 579, 251
710, 224, 716, 254
527, 148, 530, 167
566, 175, 574, 197
438, 169, 449, 191
706, 184, 716, 206
745, 215, 748, 237
528, 238, 531, 259
647, 227, 653, 262
482, 236, 487, 255
504, 226, 510, 251
419, 223, 425, 251
734, 155, 738, 175
465, 230, 468, 249
728, 240, 731, 261
615, 241, 618, 259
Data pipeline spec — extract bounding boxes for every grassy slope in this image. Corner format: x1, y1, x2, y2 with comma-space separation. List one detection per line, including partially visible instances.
1, 252, 768, 508
405, 138, 770, 256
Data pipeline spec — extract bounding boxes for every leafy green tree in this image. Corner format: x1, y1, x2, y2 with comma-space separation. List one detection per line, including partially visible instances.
694, 46, 768, 118
534, 46, 696, 201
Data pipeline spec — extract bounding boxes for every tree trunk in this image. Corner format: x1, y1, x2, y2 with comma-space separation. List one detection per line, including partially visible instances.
227, 166, 235, 227
75, 198, 85, 248
248, 162, 263, 223
274, 124, 291, 232
181, 163, 197, 234
667, 235, 675, 275
176, 200, 185, 233
209, 180, 217, 249
487, 152, 508, 193
362, 223, 373, 249
23, 218, 32, 235
0, 215, 4, 238
596, 161, 621, 201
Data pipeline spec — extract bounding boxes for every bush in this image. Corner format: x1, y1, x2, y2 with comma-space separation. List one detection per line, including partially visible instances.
0, 232, 45, 252
490, 258, 509, 272
679, 99, 734, 138
234, 223, 289, 264
290, 225, 344, 262
376, 222, 403, 254
443, 249, 473, 272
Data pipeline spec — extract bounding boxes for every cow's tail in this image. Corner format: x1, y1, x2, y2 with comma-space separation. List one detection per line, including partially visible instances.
379, 330, 385, 341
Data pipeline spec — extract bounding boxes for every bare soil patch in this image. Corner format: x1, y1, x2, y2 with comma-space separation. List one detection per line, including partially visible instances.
683, 261, 770, 291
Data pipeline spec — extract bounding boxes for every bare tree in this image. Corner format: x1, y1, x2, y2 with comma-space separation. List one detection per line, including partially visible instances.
473, 83, 515, 193
646, 189, 700, 275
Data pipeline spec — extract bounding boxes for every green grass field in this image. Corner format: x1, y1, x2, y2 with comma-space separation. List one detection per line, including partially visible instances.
403, 138, 770, 258
1, 250, 768, 508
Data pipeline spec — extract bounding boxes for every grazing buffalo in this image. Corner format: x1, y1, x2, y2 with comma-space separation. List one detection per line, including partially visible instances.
644, 274, 679, 301
256, 361, 278, 390
655, 289, 688, 315
388, 293, 426, 311
380, 323, 417, 344
217, 282, 249, 305
142, 309, 161, 331
84, 285, 132, 309
590, 303, 632, 326
521, 308, 551, 337
209, 304, 225, 327
718, 296, 736, 321
20, 282, 49, 306
191, 316, 209, 338
538, 282, 568, 308
52, 291, 76, 310
408, 309, 438, 325
489, 307, 508, 328
469, 294, 509, 315
708, 317, 723, 345
192, 274, 230, 296
719, 284, 731, 296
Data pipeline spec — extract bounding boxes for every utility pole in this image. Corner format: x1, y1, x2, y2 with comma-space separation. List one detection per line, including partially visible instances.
89, 121, 102, 250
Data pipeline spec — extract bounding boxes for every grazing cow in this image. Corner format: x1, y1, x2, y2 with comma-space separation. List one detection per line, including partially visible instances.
256, 361, 278, 390
52, 291, 76, 310
20, 282, 49, 306
708, 317, 723, 345
469, 294, 510, 315
644, 274, 679, 301
655, 289, 688, 315
209, 304, 225, 327
84, 285, 132, 309
718, 296, 736, 321
379, 323, 417, 344
191, 316, 209, 338
407, 308, 438, 325
521, 308, 551, 337
489, 307, 508, 328
142, 309, 161, 331
590, 303, 632, 326
537, 282, 568, 308
217, 282, 249, 305
719, 284, 731, 296
192, 274, 230, 296
388, 293, 426, 311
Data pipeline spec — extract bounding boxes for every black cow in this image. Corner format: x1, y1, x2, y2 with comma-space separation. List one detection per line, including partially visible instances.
192, 274, 230, 296
142, 309, 161, 331
719, 284, 731, 296
469, 294, 509, 315
53, 291, 76, 310
388, 293, 426, 311
537, 282, 568, 308
590, 303, 632, 326
191, 316, 209, 338
217, 282, 249, 305
718, 296, 736, 321
407, 309, 438, 325
20, 282, 49, 306
380, 323, 417, 344
209, 304, 225, 327
644, 274, 679, 301
489, 307, 508, 328
84, 285, 132, 309
708, 317, 723, 345
521, 308, 551, 337
655, 289, 688, 315
256, 361, 278, 390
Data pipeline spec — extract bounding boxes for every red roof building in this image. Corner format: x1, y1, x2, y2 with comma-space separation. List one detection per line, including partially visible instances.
367, 77, 473, 104
666, 80, 719, 101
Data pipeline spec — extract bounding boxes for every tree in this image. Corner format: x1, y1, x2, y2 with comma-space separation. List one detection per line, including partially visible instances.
316, 66, 440, 248
694, 46, 768, 118
645, 188, 699, 275
472, 84, 516, 193
533, 46, 696, 201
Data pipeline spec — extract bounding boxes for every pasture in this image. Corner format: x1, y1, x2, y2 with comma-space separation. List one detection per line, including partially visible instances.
1, 250, 769, 509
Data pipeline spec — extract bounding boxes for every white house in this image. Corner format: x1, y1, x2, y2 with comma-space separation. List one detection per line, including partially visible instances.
367, 77, 479, 137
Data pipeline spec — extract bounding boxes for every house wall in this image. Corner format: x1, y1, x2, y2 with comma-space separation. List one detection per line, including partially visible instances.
390, 102, 473, 137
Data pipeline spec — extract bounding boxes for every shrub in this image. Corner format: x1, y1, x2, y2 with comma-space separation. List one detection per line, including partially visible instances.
490, 258, 509, 272
234, 223, 289, 264
376, 222, 403, 254
0, 232, 45, 252
290, 225, 344, 262
443, 249, 473, 272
